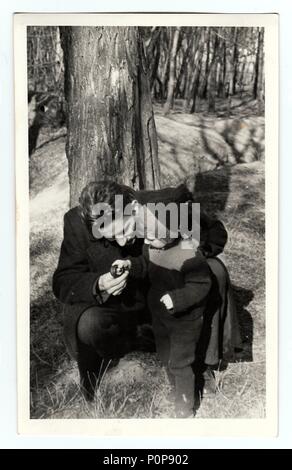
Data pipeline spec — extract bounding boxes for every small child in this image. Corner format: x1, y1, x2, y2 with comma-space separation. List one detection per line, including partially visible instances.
112, 230, 212, 418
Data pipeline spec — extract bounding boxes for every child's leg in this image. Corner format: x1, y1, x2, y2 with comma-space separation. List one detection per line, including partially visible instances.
151, 310, 171, 366
168, 316, 203, 417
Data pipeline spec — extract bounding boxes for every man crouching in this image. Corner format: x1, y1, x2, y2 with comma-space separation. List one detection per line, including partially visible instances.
53, 181, 147, 401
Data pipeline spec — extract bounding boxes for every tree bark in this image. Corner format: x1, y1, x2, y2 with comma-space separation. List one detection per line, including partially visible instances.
200, 28, 211, 99
189, 29, 205, 113
171, 27, 187, 99
239, 54, 247, 97
174, 29, 192, 99
159, 28, 170, 100
228, 27, 238, 96
253, 27, 264, 110
145, 27, 161, 91
207, 31, 219, 113
217, 33, 226, 98
163, 27, 181, 114
60, 26, 160, 208
149, 45, 161, 91
182, 30, 199, 110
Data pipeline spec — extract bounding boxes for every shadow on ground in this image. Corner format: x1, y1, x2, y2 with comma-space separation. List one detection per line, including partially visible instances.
233, 286, 254, 363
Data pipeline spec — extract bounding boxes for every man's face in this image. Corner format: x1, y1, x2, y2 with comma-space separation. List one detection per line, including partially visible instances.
98, 214, 136, 247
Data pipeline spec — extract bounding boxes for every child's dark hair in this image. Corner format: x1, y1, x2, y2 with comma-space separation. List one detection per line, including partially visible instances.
141, 184, 194, 242
137, 183, 193, 206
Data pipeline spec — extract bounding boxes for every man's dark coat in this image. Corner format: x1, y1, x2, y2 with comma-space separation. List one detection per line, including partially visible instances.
53, 202, 240, 360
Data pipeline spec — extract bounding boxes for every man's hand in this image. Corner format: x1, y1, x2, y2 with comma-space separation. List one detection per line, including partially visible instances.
110, 259, 132, 278
98, 270, 129, 296
160, 294, 174, 310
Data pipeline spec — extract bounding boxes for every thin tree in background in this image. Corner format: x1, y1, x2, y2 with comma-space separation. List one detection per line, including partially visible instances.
216, 29, 227, 98
253, 27, 265, 113
159, 28, 171, 100
200, 27, 211, 100
163, 27, 181, 114
174, 28, 192, 99
60, 26, 161, 208
227, 27, 238, 96
145, 27, 162, 91
189, 28, 206, 113
207, 30, 219, 113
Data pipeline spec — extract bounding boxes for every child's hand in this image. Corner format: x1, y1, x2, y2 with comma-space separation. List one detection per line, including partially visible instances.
110, 259, 131, 278
160, 294, 174, 310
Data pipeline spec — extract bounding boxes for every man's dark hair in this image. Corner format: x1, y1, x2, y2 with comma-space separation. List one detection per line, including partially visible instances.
79, 180, 136, 229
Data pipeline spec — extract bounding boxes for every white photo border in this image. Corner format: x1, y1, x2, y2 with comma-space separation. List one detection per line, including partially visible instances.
14, 12, 278, 437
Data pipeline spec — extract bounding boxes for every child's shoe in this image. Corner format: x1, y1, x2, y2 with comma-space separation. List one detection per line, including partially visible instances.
203, 367, 217, 396
175, 392, 195, 418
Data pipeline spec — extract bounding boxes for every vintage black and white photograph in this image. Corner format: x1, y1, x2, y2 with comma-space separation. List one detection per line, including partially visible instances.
15, 13, 278, 434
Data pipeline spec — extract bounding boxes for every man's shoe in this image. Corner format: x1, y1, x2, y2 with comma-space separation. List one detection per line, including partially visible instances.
175, 408, 195, 419
79, 369, 98, 402
202, 367, 217, 396
79, 357, 119, 401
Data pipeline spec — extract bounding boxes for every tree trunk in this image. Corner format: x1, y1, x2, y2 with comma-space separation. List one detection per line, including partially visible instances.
149, 45, 161, 91
145, 27, 161, 91
232, 42, 239, 95
60, 26, 160, 208
200, 28, 211, 99
239, 54, 247, 97
182, 31, 199, 110
229, 27, 238, 96
253, 27, 264, 111
163, 27, 181, 114
159, 28, 170, 100
174, 33, 191, 99
207, 31, 219, 113
189, 29, 205, 113
217, 34, 226, 98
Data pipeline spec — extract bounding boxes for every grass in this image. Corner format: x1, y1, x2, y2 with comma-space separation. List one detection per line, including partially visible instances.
29, 103, 265, 419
